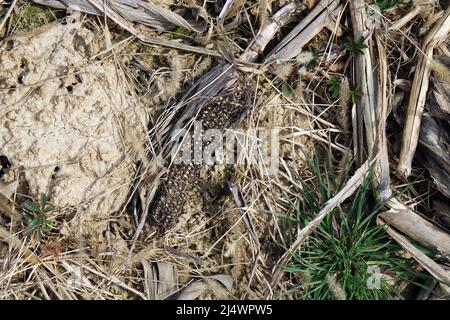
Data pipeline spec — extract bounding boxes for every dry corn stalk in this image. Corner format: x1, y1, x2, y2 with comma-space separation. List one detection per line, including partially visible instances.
34, 0, 219, 56
349, 0, 378, 164
397, 6, 450, 178
264, 0, 339, 63
34, 0, 206, 32
374, 33, 392, 201
377, 216, 450, 286
384, 198, 450, 255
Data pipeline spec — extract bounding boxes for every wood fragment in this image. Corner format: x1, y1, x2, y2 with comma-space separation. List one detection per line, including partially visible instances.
382, 199, 450, 255
397, 6, 450, 178
377, 217, 450, 286
349, 0, 378, 164
374, 33, 392, 201
264, 0, 339, 63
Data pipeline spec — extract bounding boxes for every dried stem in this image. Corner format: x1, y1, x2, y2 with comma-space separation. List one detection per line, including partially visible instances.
397, 6, 450, 178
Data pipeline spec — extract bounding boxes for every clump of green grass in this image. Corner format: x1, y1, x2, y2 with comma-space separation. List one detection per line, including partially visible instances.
282, 151, 424, 300
23, 193, 54, 241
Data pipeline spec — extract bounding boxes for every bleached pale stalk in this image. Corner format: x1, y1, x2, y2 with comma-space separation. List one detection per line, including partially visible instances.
239, 2, 300, 63
389, 6, 422, 31
264, 0, 339, 63
218, 0, 240, 21
397, 6, 450, 178
378, 216, 450, 285
381, 199, 450, 255
349, 0, 378, 161
375, 34, 391, 201
271, 157, 376, 287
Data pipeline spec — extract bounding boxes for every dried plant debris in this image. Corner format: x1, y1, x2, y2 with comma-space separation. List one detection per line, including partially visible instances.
32, 0, 207, 32
150, 82, 252, 233
1, 0, 450, 301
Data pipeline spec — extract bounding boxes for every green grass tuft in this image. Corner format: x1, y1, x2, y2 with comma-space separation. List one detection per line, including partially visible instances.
23, 193, 54, 242
281, 150, 425, 300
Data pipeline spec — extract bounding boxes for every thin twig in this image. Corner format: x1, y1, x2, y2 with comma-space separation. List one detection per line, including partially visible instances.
0, 0, 18, 32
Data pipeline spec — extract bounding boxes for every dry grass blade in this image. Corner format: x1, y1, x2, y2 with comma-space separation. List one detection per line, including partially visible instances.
173, 275, 233, 300
228, 181, 261, 249
0, 193, 21, 224
270, 156, 376, 288
0, 225, 40, 265
397, 6, 450, 178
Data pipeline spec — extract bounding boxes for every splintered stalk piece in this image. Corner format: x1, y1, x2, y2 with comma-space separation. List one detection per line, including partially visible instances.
264, 0, 339, 63
239, 2, 301, 63
349, 0, 378, 165
397, 7, 450, 178
374, 34, 392, 201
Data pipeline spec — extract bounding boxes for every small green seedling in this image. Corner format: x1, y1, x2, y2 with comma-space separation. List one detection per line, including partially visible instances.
23, 193, 54, 241
377, 0, 408, 12
282, 151, 426, 299
345, 36, 368, 56
168, 27, 193, 39
328, 75, 341, 99
349, 86, 363, 103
